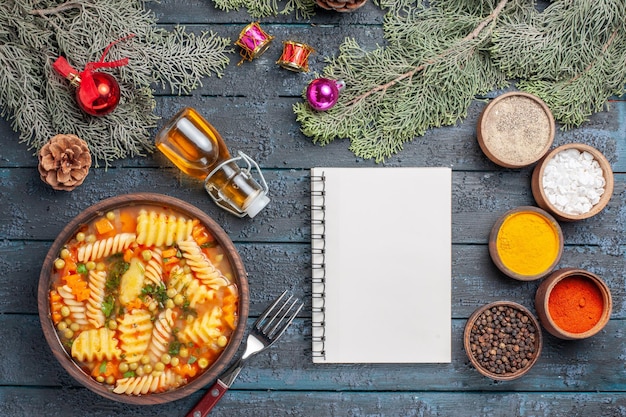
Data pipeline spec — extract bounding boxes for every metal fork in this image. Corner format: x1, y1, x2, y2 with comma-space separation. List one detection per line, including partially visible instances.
185, 290, 304, 417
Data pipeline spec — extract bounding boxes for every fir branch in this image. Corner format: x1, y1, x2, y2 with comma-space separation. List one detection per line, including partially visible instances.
517, 28, 626, 127
30, 1, 83, 16
296, 0, 626, 161
347, 0, 508, 107
295, 0, 510, 162
0, 0, 232, 167
212, 0, 315, 19
144, 27, 232, 95
491, 0, 626, 127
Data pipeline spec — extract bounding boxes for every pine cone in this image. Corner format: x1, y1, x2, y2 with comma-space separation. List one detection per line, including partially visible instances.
315, 0, 367, 12
38, 134, 92, 191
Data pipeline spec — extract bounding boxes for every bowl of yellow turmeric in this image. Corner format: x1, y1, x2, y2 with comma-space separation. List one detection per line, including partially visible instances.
488, 206, 563, 281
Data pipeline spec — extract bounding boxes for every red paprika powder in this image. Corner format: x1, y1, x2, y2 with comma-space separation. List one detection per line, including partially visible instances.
548, 275, 604, 333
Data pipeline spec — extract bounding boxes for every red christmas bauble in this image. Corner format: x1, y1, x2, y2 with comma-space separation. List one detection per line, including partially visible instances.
76, 72, 121, 116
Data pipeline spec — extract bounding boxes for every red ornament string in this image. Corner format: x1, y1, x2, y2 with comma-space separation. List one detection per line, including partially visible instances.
53, 34, 135, 103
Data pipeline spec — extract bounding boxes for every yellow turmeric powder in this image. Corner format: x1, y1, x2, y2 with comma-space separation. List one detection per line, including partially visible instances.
496, 210, 560, 276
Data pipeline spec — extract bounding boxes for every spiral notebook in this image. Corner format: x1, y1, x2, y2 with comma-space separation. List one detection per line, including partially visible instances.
311, 167, 452, 363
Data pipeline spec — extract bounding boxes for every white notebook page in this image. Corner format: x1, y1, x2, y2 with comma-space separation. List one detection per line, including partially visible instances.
311, 167, 452, 363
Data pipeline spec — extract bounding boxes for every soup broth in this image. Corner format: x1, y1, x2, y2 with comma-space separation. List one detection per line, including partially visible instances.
48, 204, 239, 396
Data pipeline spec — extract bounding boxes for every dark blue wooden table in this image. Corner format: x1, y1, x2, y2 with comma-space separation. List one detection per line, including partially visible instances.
1, 1, 625, 416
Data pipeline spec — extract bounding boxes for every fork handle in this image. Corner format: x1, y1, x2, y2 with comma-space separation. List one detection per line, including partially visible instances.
185, 379, 228, 417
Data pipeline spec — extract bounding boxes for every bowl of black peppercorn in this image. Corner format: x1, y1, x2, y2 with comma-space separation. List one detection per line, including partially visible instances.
464, 301, 543, 381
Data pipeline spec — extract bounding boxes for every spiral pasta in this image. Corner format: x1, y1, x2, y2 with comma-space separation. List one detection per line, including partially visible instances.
144, 248, 163, 286
118, 309, 153, 363
135, 210, 193, 247
77, 233, 136, 262
167, 265, 214, 309
113, 370, 181, 395
147, 308, 175, 363
71, 327, 122, 362
177, 238, 227, 290
185, 279, 215, 309
57, 284, 89, 326
178, 306, 224, 346
86, 270, 107, 328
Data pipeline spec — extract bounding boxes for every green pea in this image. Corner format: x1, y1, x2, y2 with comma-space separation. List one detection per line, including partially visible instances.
118, 362, 129, 373
54, 258, 66, 270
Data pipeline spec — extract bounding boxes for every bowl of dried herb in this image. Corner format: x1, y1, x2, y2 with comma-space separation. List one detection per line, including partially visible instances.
464, 301, 542, 381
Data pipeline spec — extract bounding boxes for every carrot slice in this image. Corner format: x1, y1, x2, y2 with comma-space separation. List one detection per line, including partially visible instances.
64, 274, 90, 302
172, 363, 198, 378
50, 290, 64, 325
95, 217, 115, 236
123, 248, 134, 263
125, 298, 144, 311
119, 211, 137, 233
161, 248, 178, 259
163, 256, 180, 266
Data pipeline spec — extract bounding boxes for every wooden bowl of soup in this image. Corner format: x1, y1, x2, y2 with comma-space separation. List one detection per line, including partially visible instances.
38, 193, 249, 404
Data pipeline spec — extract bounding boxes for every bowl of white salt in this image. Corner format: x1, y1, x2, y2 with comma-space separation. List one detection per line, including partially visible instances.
531, 143, 614, 221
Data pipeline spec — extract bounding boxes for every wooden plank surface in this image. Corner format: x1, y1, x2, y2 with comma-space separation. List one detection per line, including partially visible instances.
0, 0, 625, 416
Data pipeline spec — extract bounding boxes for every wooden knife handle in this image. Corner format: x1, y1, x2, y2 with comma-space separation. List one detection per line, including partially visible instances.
185, 379, 229, 417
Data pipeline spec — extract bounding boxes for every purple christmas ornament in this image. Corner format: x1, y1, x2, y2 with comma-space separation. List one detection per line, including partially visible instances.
306, 78, 345, 111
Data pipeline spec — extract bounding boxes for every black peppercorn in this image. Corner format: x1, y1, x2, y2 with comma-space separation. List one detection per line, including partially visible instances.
467, 304, 540, 378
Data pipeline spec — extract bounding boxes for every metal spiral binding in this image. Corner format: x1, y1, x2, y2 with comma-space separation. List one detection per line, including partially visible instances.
311, 173, 326, 360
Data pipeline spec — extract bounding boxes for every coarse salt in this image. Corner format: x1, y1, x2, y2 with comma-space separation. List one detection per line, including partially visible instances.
542, 148, 605, 215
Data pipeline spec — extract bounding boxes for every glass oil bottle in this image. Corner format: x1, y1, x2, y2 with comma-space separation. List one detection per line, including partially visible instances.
155, 107, 270, 218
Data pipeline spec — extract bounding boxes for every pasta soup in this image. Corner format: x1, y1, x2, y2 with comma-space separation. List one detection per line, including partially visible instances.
48, 205, 239, 396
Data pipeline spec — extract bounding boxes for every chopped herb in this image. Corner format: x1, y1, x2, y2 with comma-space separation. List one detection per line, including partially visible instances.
141, 283, 168, 306
201, 242, 217, 248
62, 338, 74, 350
188, 355, 197, 364
182, 300, 197, 317
169, 340, 182, 356
101, 295, 115, 318
76, 263, 88, 275
106, 255, 129, 291
99, 361, 107, 374
123, 371, 136, 378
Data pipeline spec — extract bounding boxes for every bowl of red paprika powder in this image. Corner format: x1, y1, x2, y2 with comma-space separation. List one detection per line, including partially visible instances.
535, 268, 612, 340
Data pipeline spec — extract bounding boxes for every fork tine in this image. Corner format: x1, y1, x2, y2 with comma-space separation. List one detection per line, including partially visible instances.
254, 291, 303, 340
260, 293, 294, 333
253, 290, 289, 327
263, 297, 304, 340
